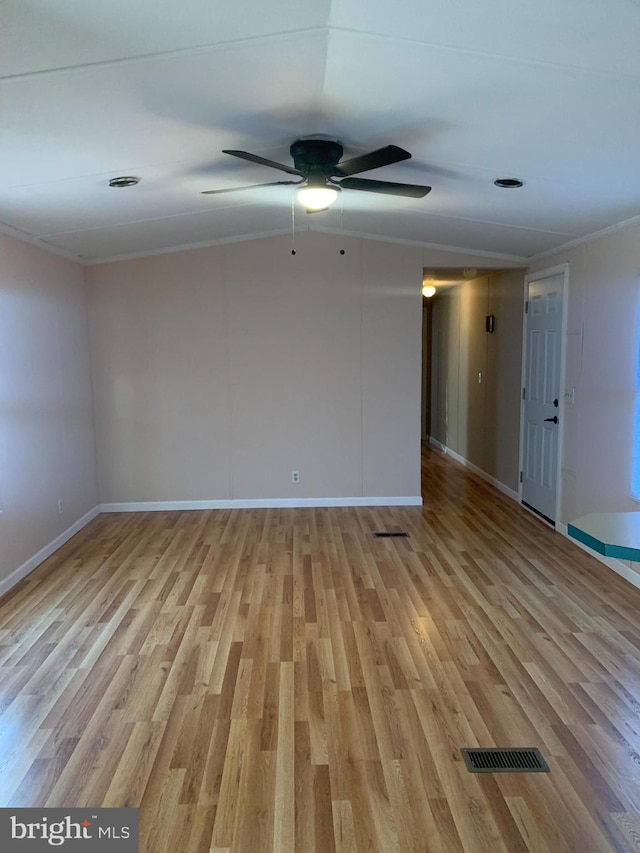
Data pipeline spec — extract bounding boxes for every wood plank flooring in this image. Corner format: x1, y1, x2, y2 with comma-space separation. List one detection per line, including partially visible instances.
2, 445, 640, 851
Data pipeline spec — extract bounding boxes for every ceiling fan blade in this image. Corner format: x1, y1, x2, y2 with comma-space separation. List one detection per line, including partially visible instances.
202, 180, 301, 195
222, 149, 303, 176
333, 145, 411, 177
338, 177, 431, 198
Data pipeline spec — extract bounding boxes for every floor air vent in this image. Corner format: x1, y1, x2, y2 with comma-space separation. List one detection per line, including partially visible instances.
461, 747, 550, 773
373, 532, 409, 538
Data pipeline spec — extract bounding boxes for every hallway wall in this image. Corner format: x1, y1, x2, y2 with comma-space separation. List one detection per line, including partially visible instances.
430, 269, 525, 492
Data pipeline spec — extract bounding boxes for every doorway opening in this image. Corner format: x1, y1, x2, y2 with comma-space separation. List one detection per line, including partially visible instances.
422, 266, 527, 500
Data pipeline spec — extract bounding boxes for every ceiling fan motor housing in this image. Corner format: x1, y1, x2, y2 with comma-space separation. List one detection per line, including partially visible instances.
289, 139, 344, 178
210, 141, 430, 199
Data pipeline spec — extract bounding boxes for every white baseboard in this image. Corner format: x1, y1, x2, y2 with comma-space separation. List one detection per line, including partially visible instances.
1, 495, 421, 600
100, 495, 423, 512
0, 506, 100, 599
556, 521, 640, 592
432, 440, 640, 593
432, 441, 640, 592
428, 438, 519, 503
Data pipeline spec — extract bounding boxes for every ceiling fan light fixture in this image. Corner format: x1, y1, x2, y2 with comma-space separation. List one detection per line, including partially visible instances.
297, 185, 339, 211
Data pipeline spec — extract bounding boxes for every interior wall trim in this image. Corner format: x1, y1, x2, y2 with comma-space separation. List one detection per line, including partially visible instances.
0, 506, 101, 599
557, 521, 640, 592
0, 222, 83, 264
100, 496, 423, 512
428, 437, 520, 502
529, 212, 640, 263
82, 228, 528, 267
0, 495, 423, 601
431, 441, 640, 593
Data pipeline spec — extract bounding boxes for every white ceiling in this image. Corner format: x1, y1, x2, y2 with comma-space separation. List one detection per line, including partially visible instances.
2, 0, 640, 263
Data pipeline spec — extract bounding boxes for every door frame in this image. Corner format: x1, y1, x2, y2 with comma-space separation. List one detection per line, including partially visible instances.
518, 263, 569, 527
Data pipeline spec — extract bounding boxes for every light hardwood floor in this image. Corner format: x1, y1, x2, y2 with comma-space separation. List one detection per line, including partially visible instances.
2, 445, 640, 851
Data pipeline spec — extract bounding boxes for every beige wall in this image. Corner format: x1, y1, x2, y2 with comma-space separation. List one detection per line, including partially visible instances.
430, 269, 525, 491
88, 247, 231, 502
0, 233, 98, 587
529, 224, 640, 523
87, 231, 425, 503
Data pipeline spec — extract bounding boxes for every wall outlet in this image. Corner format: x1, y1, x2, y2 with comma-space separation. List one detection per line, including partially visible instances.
57, 499, 64, 514
291, 470, 300, 484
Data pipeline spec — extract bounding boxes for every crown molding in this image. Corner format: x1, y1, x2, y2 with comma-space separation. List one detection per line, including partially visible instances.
529, 214, 640, 263
0, 221, 84, 264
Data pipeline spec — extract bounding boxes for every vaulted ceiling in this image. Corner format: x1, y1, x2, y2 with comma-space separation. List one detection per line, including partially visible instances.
2, 0, 640, 263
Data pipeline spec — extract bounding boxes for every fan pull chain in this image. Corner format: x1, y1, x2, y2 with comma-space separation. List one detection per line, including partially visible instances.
339, 193, 345, 255
291, 192, 297, 255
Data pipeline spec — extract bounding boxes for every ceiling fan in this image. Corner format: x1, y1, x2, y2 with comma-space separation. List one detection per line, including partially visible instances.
202, 139, 431, 211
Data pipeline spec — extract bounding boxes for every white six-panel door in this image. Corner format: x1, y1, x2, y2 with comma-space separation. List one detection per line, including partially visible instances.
521, 272, 564, 523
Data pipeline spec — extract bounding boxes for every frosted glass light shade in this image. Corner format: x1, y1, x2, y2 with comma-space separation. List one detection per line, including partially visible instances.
297, 186, 339, 211
422, 284, 436, 298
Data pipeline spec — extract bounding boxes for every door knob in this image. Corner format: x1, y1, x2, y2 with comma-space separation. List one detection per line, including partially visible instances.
544, 416, 558, 424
